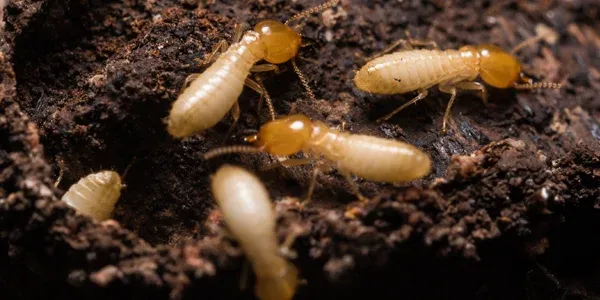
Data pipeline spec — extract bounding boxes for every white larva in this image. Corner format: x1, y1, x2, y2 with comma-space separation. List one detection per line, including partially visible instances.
211, 165, 297, 300
61, 171, 123, 221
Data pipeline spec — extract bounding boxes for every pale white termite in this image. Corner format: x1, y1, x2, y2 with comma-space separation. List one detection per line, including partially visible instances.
61, 171, 123, 221
354, 40, 562, 133
204, 114, 431, 201
167, 0, 340, 138
211, 164, 298, 300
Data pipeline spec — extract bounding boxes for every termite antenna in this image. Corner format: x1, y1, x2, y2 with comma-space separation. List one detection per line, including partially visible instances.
510, 31, 553, 55
285, 0, 340, 25
121, 156, 136, 180
291, 57, 317, 102
204, 145, 263, 160
513, 82, 562, 90
255, 76, 276, 120
510, 23, 559, 55
510, 35, 544, 54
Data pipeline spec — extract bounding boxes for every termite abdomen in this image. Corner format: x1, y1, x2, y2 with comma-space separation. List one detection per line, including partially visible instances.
61, 171, 123, 221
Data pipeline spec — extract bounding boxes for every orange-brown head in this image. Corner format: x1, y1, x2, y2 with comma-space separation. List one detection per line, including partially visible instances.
246, 114, 313, 156
474, 44, 522, 88
255, 20, 302, 64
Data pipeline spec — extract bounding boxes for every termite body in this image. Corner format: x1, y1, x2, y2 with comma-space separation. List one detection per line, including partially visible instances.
211, 165, 297, 300
354, 43, 561, 132
167, 0, 340, 138
61, 171, 123, 221
205, 114, 431, 201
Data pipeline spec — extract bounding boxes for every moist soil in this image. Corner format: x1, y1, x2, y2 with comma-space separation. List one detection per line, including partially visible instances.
1, 0, 600, 299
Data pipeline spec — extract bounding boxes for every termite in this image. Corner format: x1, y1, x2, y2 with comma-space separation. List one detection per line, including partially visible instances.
60, 159, 134, 221
167, 0, 340, 138
211, 164, 298, 300
61, 170, 124, 221
204, 114, 431, 202
354, 36, 562, 133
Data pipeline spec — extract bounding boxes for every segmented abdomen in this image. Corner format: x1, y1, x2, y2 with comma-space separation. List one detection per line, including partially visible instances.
320, 133, 431, 182
210, 165, 278, 264
61, 171, 123, 221
354, 49, 476, 94
167, 32, 263, 138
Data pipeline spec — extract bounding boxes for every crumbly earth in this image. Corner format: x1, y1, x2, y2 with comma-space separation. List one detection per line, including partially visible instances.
1, 0, 599, 299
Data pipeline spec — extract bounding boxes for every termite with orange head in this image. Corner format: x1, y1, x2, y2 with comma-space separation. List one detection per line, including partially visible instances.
204, 114, 431, 202
211, 164, 298, 300
167, 0, 340, 139
354, 36, 562, 133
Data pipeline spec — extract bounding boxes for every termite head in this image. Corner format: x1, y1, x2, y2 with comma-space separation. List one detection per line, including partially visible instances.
246, 114, 312, 156
255, 20, 302, 64
97, 171, 124, 189
474, 44, 522, 88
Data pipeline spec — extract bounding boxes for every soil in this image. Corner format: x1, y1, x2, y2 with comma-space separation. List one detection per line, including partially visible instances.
1, 0, 599, 299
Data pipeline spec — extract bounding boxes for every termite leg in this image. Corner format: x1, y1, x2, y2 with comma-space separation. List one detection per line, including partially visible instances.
403, 30, 439, 49
199, 21, 247, 68
280, 225, 303, 259
201, 22, 246, 66
438, 81, 489, 133
181, 73, 201, 93
261, 158, 313, 172
376, 89, 429, 124
305, 164, 326, 204
365, 33, 439, 61
245, 77, 276, 120
298, 39, 320, 63
300, 39, 314, 49
258, 157, 319, 204
54, 168, 64, 187
250, 64, 281, 74
244, 77, 264, 110
290, 22, 306, 33
364, 39, 405, 61
454, 81, 488, 104
280, 158, 313, 167
438, 84, 458, 134
223, 102, 241, 141
297, 55, 319, 64
54, 158, 66, 187
232, 22, 250, 43
339, 170, 368, 203
202, 39, 229, 66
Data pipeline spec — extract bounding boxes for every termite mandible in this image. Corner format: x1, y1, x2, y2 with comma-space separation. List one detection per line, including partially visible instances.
354, 35, 562, 133
167, 0, 340, 139
204, 114, 431, 202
